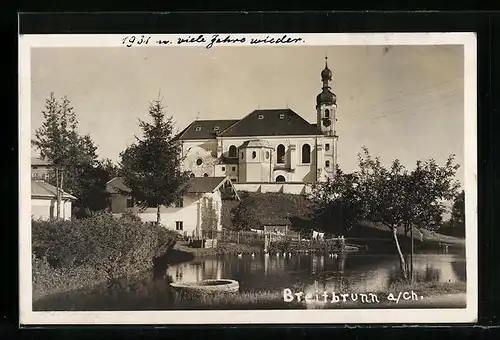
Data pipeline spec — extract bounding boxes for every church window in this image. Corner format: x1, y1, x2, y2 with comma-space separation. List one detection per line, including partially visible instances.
203, 173, 209, 177
195, 126, 201, 131
277, 144, 285, 164
232, 166, 236, 171
241, 152, 244, 159
302, 144, 311, 164
258, 114, 264, 120
325, 160, 330, 168
275, 175, 286, 182
222, 166, 226, 171
325, 143, 330, 151
265, 151, 270, 159
324, 109, 330, 118
228, 145, 237, 158
190, 173, 195, 178
196, 158, 203, 166
252, 151, 257, 159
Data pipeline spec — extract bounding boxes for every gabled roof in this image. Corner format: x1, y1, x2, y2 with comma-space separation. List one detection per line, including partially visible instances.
105, 176, 239, 199
32, 180, 77, 200
218, 109, 318, 137
106, 177, 131, 194
261, 217, 292, 226
176, 119, 239, 140
187, 176, 228, 193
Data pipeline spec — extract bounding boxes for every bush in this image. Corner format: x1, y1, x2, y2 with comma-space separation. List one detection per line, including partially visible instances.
32, 212, 179, 299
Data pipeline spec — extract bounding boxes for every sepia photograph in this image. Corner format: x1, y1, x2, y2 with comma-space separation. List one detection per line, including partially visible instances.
19, 32, 477, 324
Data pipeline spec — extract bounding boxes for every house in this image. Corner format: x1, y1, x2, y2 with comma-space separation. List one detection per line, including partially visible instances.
174, 58, 339, 194
105, 176, 240, 237
31, 157, 52, 181
31, 180, 77, 220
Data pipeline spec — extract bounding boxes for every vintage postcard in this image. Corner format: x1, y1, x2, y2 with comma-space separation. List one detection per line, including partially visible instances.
19, 32, 477, 325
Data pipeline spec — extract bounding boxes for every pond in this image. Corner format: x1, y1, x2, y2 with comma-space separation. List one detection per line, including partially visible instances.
34, 248, 466, 311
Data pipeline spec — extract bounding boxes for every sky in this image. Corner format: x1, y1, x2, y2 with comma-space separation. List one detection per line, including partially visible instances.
30, 44, 465, 185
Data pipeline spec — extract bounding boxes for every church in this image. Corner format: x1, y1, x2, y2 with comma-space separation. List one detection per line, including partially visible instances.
175, 58, 339, 193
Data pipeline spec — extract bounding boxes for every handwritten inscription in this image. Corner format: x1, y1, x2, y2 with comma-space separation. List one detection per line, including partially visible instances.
283, 288, 424, 304
120, 34, 304, 49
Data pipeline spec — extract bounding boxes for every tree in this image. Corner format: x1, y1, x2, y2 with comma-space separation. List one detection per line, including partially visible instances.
308, 168, 365, 235
356, 147, 460, 280
441, 190, 465, 237
32, 93, 112, 218
119, 98, 191, 226
201, 197, 219, 238
307, 147, 461, 280
231, 191, 261, 231
451, 190, 465, 226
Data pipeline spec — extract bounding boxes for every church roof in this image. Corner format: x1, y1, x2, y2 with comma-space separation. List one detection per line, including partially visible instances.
218, 109, 318, 137
175, 119, 239, 140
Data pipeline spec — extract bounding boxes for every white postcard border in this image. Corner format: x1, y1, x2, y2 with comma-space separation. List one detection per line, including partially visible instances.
19, 32, 478, 325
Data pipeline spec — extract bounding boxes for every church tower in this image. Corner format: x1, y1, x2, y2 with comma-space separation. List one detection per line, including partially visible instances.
316, 57, 338, 181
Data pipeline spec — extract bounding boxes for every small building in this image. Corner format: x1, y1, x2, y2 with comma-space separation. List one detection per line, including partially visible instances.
261, 217, 292, 235
31, 180, 76, 220
105, 176, 240, 237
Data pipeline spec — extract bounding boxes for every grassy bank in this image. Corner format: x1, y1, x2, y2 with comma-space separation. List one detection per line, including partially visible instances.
171, 280, 466, 309
32, 213, 178, 301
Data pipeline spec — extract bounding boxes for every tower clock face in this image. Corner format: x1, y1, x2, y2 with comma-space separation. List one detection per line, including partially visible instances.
322, 118, 331, 127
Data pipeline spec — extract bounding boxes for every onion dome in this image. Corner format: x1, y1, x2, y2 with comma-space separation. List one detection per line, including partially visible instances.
316, 89, 337, 106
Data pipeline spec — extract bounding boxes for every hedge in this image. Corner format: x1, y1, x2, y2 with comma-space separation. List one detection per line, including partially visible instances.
32, 212, 179, 301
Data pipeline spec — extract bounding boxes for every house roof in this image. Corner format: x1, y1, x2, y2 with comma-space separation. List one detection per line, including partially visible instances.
261, 217, 292, 226
106, 177, 131, 194
31, 180, 77, 200
176, 119, 239, 140
106, 176, 239, 198
218, 109, 318, 137
31, 157, 52, 167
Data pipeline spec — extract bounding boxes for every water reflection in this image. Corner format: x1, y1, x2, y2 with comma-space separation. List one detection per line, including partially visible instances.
34, 249, 466, 311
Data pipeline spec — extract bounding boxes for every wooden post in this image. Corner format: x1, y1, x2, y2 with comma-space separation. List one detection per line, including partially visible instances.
410, 224, 414, 282
55, 168, 60, 219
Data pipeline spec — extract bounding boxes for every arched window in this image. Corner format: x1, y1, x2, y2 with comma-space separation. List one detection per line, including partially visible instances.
252, 151, 257, 159
203, 173, 209, 177
228, 145, 237, 158
277, 144, 285, 164
302, 144, 311, 163
190, 173, 195, 178
324, 109, 330, 118
276, 175, 286, 182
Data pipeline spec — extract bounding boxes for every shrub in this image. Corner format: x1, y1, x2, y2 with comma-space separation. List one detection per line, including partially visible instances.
32, 212, 179, 299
